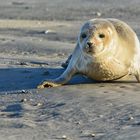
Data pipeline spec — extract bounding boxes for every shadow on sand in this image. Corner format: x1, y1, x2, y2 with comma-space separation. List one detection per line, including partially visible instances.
0, 67, 95, 92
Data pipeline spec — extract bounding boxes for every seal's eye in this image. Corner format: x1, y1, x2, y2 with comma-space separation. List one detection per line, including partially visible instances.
99, 34, 105, 38
81, 33, 87, 39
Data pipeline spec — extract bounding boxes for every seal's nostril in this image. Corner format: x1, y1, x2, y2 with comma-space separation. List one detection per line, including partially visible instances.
87, 42, 93, 47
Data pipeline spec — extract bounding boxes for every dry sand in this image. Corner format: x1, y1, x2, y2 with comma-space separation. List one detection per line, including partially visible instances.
0, 0, 140, 140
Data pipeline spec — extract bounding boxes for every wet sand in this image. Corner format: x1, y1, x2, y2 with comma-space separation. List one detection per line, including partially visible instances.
0, 0, 140, 140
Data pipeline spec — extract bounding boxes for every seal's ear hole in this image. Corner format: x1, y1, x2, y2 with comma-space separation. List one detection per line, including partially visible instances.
99, 34, 105, 38
81, 33, 87, 39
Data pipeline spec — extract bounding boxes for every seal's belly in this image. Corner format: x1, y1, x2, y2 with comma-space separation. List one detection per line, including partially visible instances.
85, 60, 129, 81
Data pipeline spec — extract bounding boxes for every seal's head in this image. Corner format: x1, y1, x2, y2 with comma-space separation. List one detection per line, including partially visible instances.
78, 19, 117, 56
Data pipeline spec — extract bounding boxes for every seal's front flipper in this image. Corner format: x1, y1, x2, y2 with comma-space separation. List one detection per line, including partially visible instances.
37, 43, 81, 89
37, 80, 61, 89
37, 66, 76, 89
61, 55, 72, 69
61, 42, 80, 69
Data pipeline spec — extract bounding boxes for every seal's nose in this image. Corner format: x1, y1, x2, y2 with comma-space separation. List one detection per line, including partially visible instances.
87, 42, 93, 48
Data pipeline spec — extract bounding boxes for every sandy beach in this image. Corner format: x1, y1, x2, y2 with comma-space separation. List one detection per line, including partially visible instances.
0, 0, 140, 140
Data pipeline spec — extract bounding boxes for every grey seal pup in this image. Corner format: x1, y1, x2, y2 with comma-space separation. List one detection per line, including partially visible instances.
38, 18, 140, 88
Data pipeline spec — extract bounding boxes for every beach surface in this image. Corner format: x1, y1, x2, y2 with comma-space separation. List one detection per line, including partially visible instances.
0, 0, 140, 139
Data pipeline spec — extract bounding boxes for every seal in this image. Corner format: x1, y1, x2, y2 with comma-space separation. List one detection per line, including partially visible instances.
37, 18, 140, 88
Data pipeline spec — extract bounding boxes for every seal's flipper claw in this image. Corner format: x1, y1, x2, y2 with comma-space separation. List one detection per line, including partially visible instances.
37, 81, 61, 89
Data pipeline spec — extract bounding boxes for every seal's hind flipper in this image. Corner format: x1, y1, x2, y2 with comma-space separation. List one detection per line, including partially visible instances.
132, 49, 140, 82
133, 61, 140, 82
135, 72, 140, 82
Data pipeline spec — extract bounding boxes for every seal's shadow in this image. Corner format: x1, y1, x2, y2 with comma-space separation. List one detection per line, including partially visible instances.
0, 67, 94, 92
0, 67, 137, 92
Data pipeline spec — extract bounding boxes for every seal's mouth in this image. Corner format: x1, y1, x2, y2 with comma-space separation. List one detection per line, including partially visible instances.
85, 44, 94, 53
84, 43, 104, 55
83, 41, 95, 53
